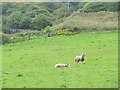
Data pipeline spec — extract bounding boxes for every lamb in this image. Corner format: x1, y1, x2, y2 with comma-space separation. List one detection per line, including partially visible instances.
55, 63, 70, 68
74, 52, 86, 63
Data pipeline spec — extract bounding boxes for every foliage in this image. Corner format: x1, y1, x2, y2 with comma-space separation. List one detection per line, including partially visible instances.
1, 30, 46, 44
53, 7, 66, 19
19, 16, 32, 29
15, 2, 26, 7
41, 2, 60, 13
31, 14, 52, 30
2, 2, 17, 15
2, 34, 11, 44
8, 11, 22, 29
2, 2, 118, 34
44, 26, 52, 32
17, 3, 32, 13
2, 16, 11, 33
83, 2, 118, 12
55, 29, 78, 35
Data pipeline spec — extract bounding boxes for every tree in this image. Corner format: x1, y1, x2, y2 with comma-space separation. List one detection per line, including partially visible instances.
82, 2, 118, 12
2, 2, 17, 15
2, 16, 11, 33
17, 3, 36, 13
31, 14, 52, 30
42, 2, 59, 13
19, 16, 32, 29
8, 11, 22, 29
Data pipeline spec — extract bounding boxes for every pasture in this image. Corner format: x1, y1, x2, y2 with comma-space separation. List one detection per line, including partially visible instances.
2, 31, 118, 88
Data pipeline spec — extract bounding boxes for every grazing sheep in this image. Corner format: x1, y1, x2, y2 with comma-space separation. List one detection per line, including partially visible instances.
55, 64, 70, 68
74, 52, 86, 63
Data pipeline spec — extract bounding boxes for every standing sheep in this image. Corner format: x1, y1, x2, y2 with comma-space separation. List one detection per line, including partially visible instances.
74, 52, 86, 63
55, 64, 70, 68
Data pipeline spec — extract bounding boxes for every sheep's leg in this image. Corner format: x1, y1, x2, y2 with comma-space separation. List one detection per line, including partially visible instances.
81, 61, 85, 64
75, 59, 78, 62
80, 61, 83, 63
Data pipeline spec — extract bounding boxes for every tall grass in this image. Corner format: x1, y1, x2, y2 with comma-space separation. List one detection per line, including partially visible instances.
52, 12, 118, 31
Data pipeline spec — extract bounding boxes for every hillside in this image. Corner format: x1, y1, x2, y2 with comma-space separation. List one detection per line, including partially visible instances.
1, 2, 118, 44
52, 11, 118, 32
2, 2, 118, 33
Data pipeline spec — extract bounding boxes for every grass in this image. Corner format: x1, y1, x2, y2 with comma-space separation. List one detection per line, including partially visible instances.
52, 12, 118, 31
2, 31, 118, 88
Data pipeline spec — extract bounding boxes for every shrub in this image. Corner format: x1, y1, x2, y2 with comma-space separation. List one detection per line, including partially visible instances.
83, 2, 118, 12
2, 34, 12, 44
31, 14, 52, 30
55, 29, 78, 36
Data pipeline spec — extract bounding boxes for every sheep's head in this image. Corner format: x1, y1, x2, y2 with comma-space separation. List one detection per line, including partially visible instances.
82, 52, 86, 56
66, 64, 70, 67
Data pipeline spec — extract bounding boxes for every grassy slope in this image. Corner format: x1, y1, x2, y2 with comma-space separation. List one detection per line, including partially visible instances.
52, 12, 118, 31
2, 31, 118, 88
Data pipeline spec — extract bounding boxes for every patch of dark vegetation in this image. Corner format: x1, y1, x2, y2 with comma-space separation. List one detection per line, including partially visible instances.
96, 58, 99, 60
3, 81, 6, 84
90, 85, 95, 87
9, 44, 15, 46
2, 79, 7, 84
40, 80, 44, 82
103, 45, 106, 46
60, 84, 67, 88
8, 49, 12, 51
3, 78, 7, 81
61, 71, 65, 75
30, 46, 33, 48
43, 60, 46, 62
23, 86, 26, 88
98, 40, 101, 42
19, 57, 23, 59
98, 47, 101, 49
91, 41, 95, 43
25, 53, 28, 55
4, 72, 9, 74
17, 73, 23, 77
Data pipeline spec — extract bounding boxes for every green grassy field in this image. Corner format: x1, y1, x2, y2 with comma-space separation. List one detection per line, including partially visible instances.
2, 31, 118, 88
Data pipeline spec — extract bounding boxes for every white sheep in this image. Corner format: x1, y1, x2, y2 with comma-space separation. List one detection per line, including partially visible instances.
74, 52, 86, 63
55, 63, 70, 68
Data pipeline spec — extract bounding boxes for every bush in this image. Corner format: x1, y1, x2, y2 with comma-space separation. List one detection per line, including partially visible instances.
55, 29, 78, 36
83, 2, 118, 12
31, 14, 52, 30
2, 34, 12, 44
